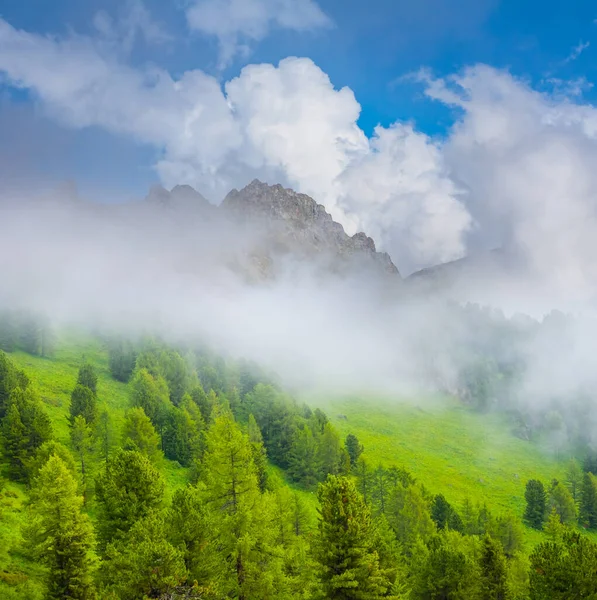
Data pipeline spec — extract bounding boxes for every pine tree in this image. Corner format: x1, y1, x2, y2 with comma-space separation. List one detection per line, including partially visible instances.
95, 406, 113, 463
288, 425, 320, 488
529, 531, 597, 598
247, 413, 268, 492
479, 535, 508, 600
27, 440, 77, 482
162, 406, 202, 467
70, 385, 97, 426
108, 339, 137, 383
101, 510, 186, 599
121, 406, 162, 463
2, 401, 28, 479
548, 481, 577, 525
564, 459, 584, 504
189, 383, 211, 424
130, 368, 170, 428
95, 449, 165, 548
524, 479, 546, 529
579, 472, 597, 529
26, 455, 96, 599
345, 433, 364, 468
0, 350, 19, 417
387, 483, 435, 549
315, 475, 389, 599
2, 387, 52, 480
76, 364, 98, 396
410, 532, 479, 600
71, 415, 95, 503
168, 485, 220, 589
317, 422, 343, 479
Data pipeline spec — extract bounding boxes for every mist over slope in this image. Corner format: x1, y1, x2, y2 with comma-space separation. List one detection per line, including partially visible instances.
2, 177, 597, 457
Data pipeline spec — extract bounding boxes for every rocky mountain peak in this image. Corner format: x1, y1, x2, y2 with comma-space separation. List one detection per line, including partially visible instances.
222, 179, 399, 277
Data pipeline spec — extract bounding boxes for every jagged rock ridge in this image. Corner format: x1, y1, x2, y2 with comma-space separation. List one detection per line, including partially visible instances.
146, 179, 400, 279
222, 179, 399, 277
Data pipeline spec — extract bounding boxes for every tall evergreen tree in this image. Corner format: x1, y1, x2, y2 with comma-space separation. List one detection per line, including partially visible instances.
288, 425, 320, 488
410, 532, 479, 600
524, 479, 546, 529
130, 368, 170, 429
579, 472, 597, 529
162, 406, 202, 467
529, 531, 597, 598
315, 475, 389, 599
168, 485, 220, 590
345, 433, 364, 468
201, 409, 283, 599
101, 510, 186, 599
76, 364, 98, 396
479, 535, 508, 600
95, 449, 165, 548
548, 481, 577, 525
26, 455, 96, 599
108, 339, 137, 383
2, 387, 52, 480
317, 422, 345, 479
564, 459, 584, 504
247, 413, 268, 492
95, 406, 113, 463
70, 385, 97, 426
121, 406, 162, 463
70, 415, 94, 503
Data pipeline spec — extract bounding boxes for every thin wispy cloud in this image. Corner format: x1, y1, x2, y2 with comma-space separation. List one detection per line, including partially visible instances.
564, 40, 590, 63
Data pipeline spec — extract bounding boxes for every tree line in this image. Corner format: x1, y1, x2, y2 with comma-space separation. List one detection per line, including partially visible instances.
1, 332, 597, 598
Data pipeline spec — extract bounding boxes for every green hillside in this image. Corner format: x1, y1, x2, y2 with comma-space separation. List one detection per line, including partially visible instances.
2, 331, 596, 598
319, 396, 567, 514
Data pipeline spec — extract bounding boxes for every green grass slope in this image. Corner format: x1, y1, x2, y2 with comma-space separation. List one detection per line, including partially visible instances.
317, 396, 567, 521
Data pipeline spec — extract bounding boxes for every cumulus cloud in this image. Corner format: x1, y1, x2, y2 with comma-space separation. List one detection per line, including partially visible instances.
0, 18, 471, 273
186, 0, 332, 67
423, 65, 597, 301
7, 15, 597, 288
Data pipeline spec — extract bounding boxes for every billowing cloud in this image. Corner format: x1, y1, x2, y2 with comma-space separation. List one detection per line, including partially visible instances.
186, 0, 332, 67
0, 18, 471, 273
423, 65, 597, 300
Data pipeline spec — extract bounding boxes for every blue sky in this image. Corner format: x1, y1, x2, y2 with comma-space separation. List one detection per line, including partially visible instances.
2, 0, 597, 275
2, 0, 596, 134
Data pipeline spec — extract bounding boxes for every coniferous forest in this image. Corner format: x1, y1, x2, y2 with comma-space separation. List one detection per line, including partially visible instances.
1, 311, 597, 599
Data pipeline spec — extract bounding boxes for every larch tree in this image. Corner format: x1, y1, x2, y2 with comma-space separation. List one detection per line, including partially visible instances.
121, 406, 162, 463
200, 409, 283, 599
26, 454, 96, 600
70, 415, 95, 503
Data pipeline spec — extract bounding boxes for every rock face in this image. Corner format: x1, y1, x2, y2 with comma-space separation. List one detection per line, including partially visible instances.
221, 179, 399, 277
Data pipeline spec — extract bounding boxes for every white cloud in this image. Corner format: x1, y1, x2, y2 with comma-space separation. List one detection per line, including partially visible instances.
0, 18, 471, 272
186, 0, 332, 67
424, 65, 597, 300
8, 16, 597, 289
